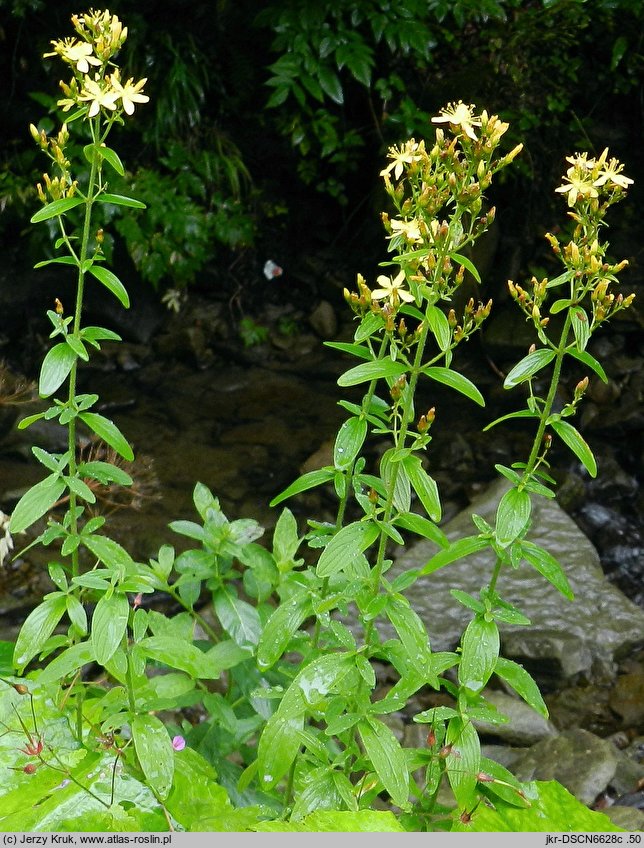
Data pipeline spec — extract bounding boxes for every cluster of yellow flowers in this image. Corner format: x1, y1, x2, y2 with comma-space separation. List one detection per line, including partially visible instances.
43, 9, 148, 120
555, 148, 633, 207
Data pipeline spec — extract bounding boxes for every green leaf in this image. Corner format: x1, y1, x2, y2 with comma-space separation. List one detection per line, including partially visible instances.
213, 588, 261, 649
494, 656, 548, 719
39, 342, 76, 397
13, 594, 67, 670
461, 779, 624, 832
386, 596, 433, 680
450, 252, 481, 283
445, 716, 480, 811
521, 540, 574, 599
256, 712, 304, 790
138, 636, 223, 679
78, 460, 133, 486
36, 641, 96, 684
420, 535, 489, 576
422, 367, 484, 406
79, 412, 134, 461
338, 359, 407, 387
269, 468, 335, 507
549, 419, 597, 477
393, 512, 448, 548
316, 520, 379, 578
324, 341, 371, 360
426, 304, 451, 351
83, 534, 135, 570
357, 717, 409, 809
98, 192, 145, 209
317, 66, 343, 103
272, 507, 301, 567
257, 591, 312, 670
503, 349, 556, 388
566, 347, 608, 383
91, 592, 130, 665
34, 255, 80, 269
495, 487, 531, 547
334, 416, 367, 470
9, 473, 66, 534
483, 409, 539, 431
98, 146, 125, 176
549, 298, 572, 314
571, 306, 590, 351
30, 197, 84, 223
131, 714, 174, 800
458, 615, 499, 695
401, 455, 441, 522
86, 265, 130, 308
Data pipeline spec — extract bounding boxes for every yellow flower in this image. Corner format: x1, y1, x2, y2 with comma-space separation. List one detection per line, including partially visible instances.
555, 171, 599, 206
432, 101, 481, 141
44, 38, 102, 74
389, 218, 423, 244
594, 155, 633, 190
78, 76, 119, 117
110, 71, 149, 115
380, 139, 424, 181
371, 270, 415, 307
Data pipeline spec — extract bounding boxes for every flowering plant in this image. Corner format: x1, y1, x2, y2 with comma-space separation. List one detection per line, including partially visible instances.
0, 18, 632, 830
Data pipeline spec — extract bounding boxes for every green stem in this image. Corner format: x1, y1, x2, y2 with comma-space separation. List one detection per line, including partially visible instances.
67, 117, 101, 580
522, 310, 573, 481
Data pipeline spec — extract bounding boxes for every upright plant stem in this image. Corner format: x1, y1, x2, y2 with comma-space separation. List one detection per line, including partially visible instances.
67, 118, 100, 580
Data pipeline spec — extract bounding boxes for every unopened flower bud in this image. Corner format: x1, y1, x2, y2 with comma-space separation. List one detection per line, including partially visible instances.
55, 298, 64, 315
448, 309, 457, 327
23, 763, 38, 774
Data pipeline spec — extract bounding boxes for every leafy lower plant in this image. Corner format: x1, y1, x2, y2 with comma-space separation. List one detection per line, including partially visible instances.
3, 9, 633, 833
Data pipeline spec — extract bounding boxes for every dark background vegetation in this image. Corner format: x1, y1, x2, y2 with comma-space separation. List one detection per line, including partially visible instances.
1, 0, 643, 319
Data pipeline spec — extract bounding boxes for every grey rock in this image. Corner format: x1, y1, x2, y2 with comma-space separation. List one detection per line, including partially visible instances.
472, 690, 558, 746
391, 477, 644, 685
511, 728, 617, 806
308, 300, 338, 340
602, 805, 644, 832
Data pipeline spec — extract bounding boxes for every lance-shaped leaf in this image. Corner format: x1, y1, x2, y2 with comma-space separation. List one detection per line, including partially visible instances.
139, 636, 225, 679
269, 468, 335, 507
87, 265, 130, 308
91, 591, 130, 665
132, 714, 174, 800
98, 192, 145, 208
426, 304, 451, 351
357, 717, 409, 809
39, 342, 77, 397
213, 587, 261, 649
79, 412, 133, 461
9, 473, 66, 534
458, 615, 500, 695
30, 197, 84, 223
316, 520, 379, 578
566, 347, 608, 383
386, 596, 434, 681
495, 486, 531, 547
549, 419, 597, 477
334, 416, 367, 470
36, 641, 96, 685
503, 348, 556, 388
422, 366, 485, 406
495, 656, 548, 718
401, 455, 441, 522
521, 540, 574, 599
13, 594, 67, 671
257, 591, 313, 670
337, 359, 407, 387
445, 716, 480, 812
420, 535, 489, 576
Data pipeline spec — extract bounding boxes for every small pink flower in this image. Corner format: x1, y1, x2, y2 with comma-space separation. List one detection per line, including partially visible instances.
172, 735, 186, 752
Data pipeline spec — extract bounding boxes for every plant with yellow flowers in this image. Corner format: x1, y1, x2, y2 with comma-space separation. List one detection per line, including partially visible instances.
0, 19, 634, 831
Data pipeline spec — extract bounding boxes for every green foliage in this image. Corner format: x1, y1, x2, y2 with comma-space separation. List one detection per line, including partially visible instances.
4, 8, 635, 833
